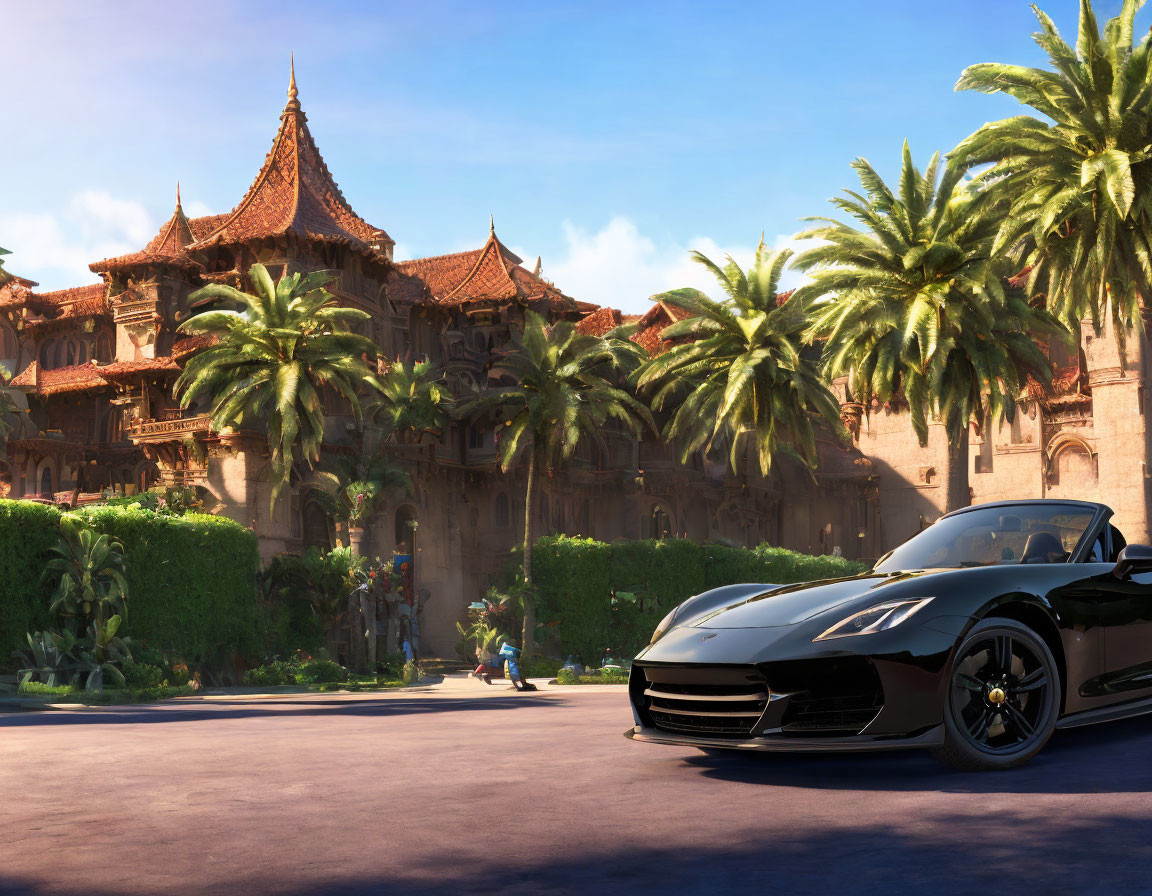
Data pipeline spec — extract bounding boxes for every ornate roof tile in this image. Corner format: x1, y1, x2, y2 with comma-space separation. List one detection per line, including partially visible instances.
390, 223, 573, 309
190, 63, 390, 255
10, 361, 112, 396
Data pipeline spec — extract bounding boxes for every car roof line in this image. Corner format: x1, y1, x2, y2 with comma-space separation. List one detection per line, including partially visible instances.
940, 499, 1110, 520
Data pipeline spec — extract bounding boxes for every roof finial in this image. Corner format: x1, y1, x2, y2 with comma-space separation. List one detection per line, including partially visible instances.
176, 181, 182, 209
489, 213, 495, 236
532, 255, 542, 277
285, 53, 301, 112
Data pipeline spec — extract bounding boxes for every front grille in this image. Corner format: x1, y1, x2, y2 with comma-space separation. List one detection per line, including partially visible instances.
765, 657, 884, 736
633, 665, 768, 738
781, 694, 883, 734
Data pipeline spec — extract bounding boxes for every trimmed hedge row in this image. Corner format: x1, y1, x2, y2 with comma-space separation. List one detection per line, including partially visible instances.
529, 536, 868, 661
0, 499, 260, 671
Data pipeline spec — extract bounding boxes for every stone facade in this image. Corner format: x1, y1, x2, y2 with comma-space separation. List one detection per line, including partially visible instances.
0, 73, 880, 656
854, 317, 1152, 549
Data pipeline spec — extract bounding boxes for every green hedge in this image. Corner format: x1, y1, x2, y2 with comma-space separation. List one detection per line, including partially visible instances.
0, 499, 260, 671
0, 501, 63, 666
529, 536, 867, 662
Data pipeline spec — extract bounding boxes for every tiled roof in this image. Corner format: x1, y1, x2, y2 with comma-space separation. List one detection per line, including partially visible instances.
10, 362, 112, 396
91, 193, 202, 273
391, 225, 574, 309
575, 306, 621, 336
31, 283, 107, 308
96, 357, 181, 379
171, 334, 217, 359
630, 302, 694, 356
190, 67, 390, 255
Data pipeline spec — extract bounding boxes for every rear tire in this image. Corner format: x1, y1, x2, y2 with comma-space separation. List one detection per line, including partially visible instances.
931, 618, 1059, 772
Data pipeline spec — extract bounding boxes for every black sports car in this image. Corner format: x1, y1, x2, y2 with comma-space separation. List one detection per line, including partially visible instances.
625, 499, 1152, 770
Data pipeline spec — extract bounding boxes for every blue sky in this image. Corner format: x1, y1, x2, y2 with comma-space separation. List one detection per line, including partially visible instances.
0, 1, 1140, 311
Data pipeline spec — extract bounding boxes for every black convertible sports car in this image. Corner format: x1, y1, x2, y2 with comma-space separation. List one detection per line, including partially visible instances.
625, 499, 1152, 770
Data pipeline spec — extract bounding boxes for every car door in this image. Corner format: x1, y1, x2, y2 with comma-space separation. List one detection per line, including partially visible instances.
1075, 524, 1152, 704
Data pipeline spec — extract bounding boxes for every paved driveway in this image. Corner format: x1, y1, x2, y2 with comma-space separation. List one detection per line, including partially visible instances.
1, 681, 1151, 895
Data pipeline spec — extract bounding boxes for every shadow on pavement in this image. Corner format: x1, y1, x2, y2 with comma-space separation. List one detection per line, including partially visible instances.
0, 808, 1146, 895
0, 695, 567, 728
680, 713, 1152, 794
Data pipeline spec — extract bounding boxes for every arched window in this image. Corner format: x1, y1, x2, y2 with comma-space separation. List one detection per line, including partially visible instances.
648, 505, 672, 540
0, 326, 17, 360
53, 341, 65, 368
39, 340, 54, 368
96, 334, 112, 363
76, 341, 87, 364
39, 466, 53, 497
65, 340, 76, 367
494, 492, 510, 528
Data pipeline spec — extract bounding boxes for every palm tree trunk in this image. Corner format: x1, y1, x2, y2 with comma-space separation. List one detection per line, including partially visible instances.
945, 425, 971, 514
521, 440, 538, 658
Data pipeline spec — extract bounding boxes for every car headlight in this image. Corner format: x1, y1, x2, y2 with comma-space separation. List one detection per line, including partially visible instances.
814, 597, 934, 642
650, 608, 679, 645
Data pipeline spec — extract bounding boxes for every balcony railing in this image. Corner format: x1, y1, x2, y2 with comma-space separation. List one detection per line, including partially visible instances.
127, 413, 212, 439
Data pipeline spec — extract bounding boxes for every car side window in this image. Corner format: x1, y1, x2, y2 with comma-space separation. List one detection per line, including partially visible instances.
1086, 533, 1106, 563
1110, 525, 1127, 563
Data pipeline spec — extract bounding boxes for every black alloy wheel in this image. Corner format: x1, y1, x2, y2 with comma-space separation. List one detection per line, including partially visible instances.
931, 618, 1060, 771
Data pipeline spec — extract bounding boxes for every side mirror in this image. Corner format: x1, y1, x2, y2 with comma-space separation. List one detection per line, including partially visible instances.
1113, 544, 1152, 579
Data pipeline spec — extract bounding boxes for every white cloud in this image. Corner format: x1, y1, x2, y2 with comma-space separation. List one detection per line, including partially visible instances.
183, 199, 216, 219
0, 191, 156, 289
543, 217, 820, 313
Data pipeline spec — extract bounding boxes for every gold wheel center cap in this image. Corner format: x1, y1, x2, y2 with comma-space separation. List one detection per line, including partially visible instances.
988, 687, 1007, 705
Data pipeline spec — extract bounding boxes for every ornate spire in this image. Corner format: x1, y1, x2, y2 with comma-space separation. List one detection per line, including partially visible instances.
285, 53, 301, 114
489, 214, 495, 236
532, 256, 542, 277
176, 181, 182, 209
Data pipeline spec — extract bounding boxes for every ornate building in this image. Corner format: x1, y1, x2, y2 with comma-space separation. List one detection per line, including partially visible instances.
852, 316, 1152, 550
0, 71, 880, 654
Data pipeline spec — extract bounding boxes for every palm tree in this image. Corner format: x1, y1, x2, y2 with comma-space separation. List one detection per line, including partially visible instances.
176, 263, 378, 509
795, 144, 1069, 512
0, 247, 11, 286
952, 0, 1152, 333
370, 359, 454, 444
638, 240, 845, 477
303, 439, 412, 552
460, 310, 653, 656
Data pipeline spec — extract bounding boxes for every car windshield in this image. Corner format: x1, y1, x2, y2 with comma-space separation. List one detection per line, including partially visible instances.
874, 504, 1097, 572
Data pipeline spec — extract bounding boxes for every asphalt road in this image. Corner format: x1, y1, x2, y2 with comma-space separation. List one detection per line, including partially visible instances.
2, 682, 1152, 895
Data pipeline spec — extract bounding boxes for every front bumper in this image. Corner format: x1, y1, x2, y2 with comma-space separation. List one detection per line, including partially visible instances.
624, 723, 944, 752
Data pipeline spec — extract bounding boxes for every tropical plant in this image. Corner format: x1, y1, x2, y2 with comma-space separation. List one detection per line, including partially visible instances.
952, 0, 1152, 334
370, 359, 454, 443
42, 521, 129, 632
0, 363, 23, 459
638, 240, 845, 476
79, 614, 132, 691
19, 629, 79, 687
0, 247, 10, 285
795, 144, 1069, 512
456, 618, 502, 661
459, 311, 653, 656
304, 441, 412, 531
175, 263, 378, 510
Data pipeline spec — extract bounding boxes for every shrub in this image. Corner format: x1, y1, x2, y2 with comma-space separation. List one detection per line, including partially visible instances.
245, 660, 299, 687
298, 658, 345, 684
17, 681, 77, 698
509, 535, 867, 663
121, 659, 166, 690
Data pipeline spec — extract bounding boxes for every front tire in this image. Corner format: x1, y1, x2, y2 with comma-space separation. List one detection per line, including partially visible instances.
931, 618, 1059, 771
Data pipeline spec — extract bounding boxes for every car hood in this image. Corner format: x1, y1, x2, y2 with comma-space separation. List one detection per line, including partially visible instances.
690, 571, 933, 629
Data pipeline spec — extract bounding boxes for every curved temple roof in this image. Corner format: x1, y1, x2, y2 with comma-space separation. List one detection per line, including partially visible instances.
190, 60, 391, 255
